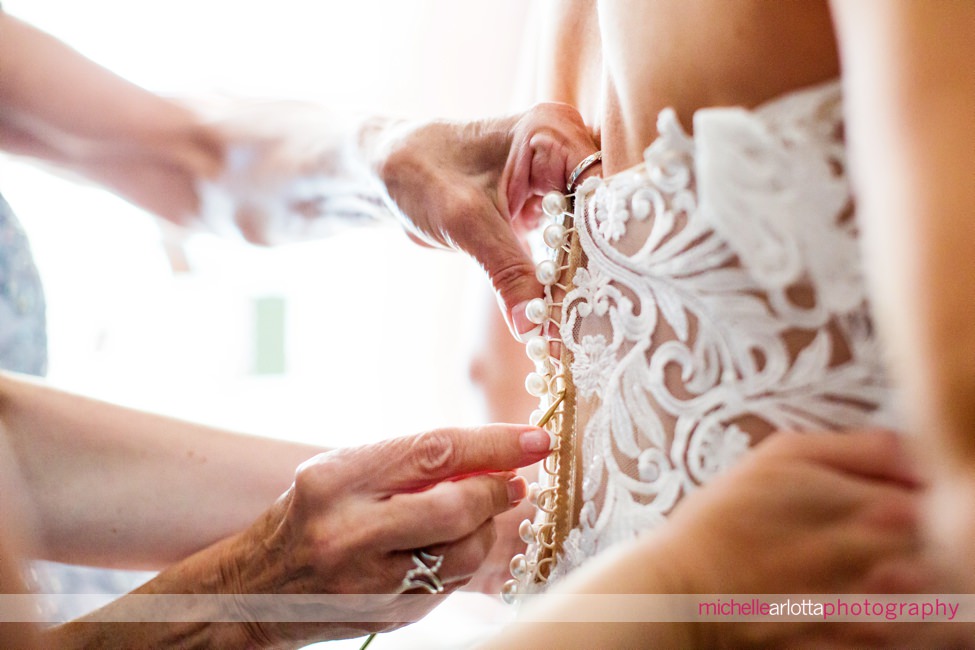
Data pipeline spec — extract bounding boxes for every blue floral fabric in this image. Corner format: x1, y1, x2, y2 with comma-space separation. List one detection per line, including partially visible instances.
0, 192, 48, 375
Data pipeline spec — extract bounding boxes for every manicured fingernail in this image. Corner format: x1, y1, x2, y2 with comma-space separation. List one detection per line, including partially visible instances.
514, 324, 542, 344
520, 428, 556, 454
511, 301, 542, 342
507, 476, 528, 504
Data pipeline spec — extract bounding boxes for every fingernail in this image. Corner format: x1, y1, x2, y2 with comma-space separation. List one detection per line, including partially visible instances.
514, 324, 542, 344
520, 428, 556, 454
507, 476, 528, 504
511, 301, 542, 342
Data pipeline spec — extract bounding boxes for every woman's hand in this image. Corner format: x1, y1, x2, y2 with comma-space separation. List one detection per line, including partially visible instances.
374, 102, 599, 338
214, 423, 553, 647
46, 424, 554, 649
186, 99, 599, 338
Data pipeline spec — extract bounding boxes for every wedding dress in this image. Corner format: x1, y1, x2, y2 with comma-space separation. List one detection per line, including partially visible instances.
509, 80, 895, 594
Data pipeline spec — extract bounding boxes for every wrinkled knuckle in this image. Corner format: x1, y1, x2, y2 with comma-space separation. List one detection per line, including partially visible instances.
411, 430, 458, 477
293, 451, 353, 509
293, 454, 327, 498
489, 259, 537, 298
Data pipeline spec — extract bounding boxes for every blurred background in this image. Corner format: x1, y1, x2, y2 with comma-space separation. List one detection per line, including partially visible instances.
1, 0, 537, 646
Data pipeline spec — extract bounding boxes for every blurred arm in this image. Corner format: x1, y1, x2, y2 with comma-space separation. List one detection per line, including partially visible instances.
829, 1, 975, 466
0, 11, 223, 225
0, 10, 391, 243
0, 371, 324, 569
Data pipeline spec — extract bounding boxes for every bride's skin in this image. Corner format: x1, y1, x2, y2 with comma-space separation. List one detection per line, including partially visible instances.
535, 0, 839, 173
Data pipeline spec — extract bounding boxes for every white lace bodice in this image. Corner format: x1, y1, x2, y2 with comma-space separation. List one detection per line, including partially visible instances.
549, 80, 894, 581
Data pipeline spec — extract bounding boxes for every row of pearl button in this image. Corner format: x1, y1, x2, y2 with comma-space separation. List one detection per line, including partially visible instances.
501, 189, 575, 604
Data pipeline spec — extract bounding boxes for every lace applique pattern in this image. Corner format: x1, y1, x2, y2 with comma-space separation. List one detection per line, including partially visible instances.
549, 81, 893, 582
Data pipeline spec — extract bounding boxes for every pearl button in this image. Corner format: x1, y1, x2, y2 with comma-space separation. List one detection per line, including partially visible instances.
509, 554, 529, 581
527, 482, 541, 506
542, 223, 566, 249
536, 259, 559, 285
541, 191, 568, 218
501, 579, 519, 605
525, 297, 548, 325
519, 519, 535, 544
525, 372, 548, 397
529, 408, 544, 426
537, 359, 555, 377
525, 335, 549, 362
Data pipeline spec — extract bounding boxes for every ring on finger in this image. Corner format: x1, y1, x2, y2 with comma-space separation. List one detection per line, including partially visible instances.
399, 549, 446, 594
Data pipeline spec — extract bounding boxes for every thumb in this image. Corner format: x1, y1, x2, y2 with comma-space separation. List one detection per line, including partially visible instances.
461, 211, 546, 339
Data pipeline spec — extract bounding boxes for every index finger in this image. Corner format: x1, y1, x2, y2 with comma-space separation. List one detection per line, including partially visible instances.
377, 424, 553, 493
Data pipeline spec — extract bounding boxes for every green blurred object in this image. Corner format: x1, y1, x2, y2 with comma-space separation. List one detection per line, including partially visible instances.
253, 295, 286, 375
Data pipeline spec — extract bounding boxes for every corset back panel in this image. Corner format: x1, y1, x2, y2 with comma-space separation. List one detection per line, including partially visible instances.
549, 80, 893, 582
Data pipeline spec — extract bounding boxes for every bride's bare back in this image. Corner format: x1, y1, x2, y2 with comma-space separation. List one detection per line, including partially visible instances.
535, 0, 840, 171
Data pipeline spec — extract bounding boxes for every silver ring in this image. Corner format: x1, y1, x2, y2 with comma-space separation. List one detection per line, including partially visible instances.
566, 151, 603, 193
399, 550, 445, 594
